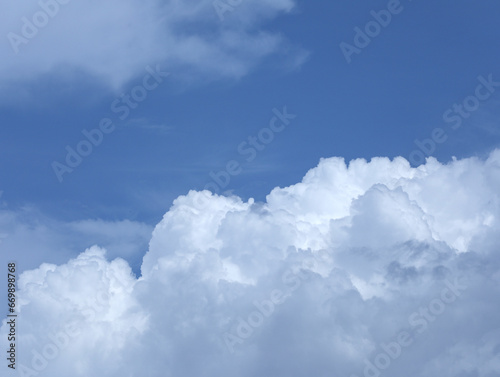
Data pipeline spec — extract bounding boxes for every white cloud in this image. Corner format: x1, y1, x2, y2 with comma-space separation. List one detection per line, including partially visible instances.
0, 206, 152, 276
2, 150, 500, 376
0, 0, 306, 94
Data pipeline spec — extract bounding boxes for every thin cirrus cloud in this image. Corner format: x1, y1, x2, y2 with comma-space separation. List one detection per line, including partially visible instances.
0, 0, 306, 93
1, 149, 499, 377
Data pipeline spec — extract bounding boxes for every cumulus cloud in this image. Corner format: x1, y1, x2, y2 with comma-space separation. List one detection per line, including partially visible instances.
2, 150, 500, 376
0, 0, 307, 93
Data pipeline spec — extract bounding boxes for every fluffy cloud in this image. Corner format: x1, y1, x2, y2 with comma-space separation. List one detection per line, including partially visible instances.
0, 0, 306, 93
2, 150, 500, 377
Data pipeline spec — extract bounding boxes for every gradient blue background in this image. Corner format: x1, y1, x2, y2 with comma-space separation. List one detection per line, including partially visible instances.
1, 0, 499, 226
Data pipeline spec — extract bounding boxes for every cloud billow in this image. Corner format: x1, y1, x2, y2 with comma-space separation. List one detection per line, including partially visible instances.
2, 150, 500, 377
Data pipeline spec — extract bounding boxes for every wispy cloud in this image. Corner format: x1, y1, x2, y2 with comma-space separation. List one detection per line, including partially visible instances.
123, 118, 175, 134
0, 0, 307, 97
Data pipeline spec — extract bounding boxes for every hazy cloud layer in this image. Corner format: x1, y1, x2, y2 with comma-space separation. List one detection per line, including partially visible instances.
2, 150, 500, 376
0, 207, 152, 272
0, 0, 306, 92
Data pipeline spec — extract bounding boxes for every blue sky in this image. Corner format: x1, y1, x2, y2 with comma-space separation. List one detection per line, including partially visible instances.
1, 1, 500, 376
1, 0, 499, 228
